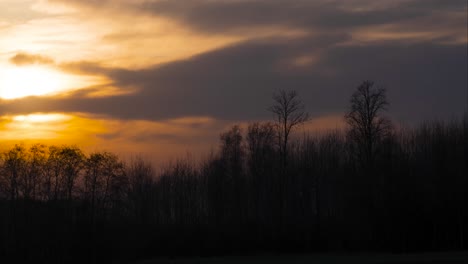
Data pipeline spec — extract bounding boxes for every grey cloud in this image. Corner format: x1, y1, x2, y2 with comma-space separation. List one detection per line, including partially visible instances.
1, 35, 466, 124
137, 0, 445, 32
52, 0, 466, 36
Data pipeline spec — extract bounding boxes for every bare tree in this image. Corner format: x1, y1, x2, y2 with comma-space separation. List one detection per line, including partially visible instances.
246, 122, 276, 223
345, 80, 392, 166
247, 122, 276, 176
24, 144, 47, 200
59, 146, 84, 201
45, 145, 64, 201
219, 125, 245, 220
127, 156, 154, 222
220, 125, 244, 177
269, 89, 309, 168
1, 144, 28, 201
83, 152, 126, 220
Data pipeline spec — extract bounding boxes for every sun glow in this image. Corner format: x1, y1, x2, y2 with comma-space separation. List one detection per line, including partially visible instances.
0, 65, 87, 99
12, 113, 71, 123
0, 113, 107, 142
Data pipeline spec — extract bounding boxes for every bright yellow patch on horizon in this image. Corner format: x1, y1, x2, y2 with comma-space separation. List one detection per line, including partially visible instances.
0, 113, 107, 143
0, 65, 98, 100
12, 113, 71, 123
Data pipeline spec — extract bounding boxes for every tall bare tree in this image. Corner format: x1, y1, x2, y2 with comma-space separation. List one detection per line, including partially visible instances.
247, 122, 276, 176
345, 80, 392, 166
45, 145, 64, 201
24, 144, 47, 200
83, 152, 126, 221
269, 89, 309, 168
220, 125, 244, 177
1, 144, 28, 201
59, 146, 85, 201
127, 156, 154, 222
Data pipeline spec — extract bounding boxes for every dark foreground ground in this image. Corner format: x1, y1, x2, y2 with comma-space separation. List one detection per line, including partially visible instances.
136, 252, 468, 264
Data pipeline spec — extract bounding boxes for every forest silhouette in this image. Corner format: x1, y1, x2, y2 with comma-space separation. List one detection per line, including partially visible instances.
0, 81, 467, 263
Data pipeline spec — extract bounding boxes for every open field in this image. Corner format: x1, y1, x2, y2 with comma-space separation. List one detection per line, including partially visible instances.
137, 252, 468, 264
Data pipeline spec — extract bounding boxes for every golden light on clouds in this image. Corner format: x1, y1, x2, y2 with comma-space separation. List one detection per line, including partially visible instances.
0, 64, 100, 99
0, 17, 105, 62
12, 113, 70, 123
0, 113, 105, 141
0, 112, 227, 163
0, 1, 240, 69
0, 111, 346, 163
0, 0, 464, 163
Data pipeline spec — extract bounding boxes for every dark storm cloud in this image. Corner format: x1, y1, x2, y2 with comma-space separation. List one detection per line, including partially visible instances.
1, 34, 466, 123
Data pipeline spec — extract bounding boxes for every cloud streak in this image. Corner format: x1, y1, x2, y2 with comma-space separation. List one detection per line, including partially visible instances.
50, 0, 466, 44
9, 52, 55, 66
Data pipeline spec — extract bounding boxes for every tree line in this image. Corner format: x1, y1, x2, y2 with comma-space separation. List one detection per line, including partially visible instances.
0, 81, 467, 263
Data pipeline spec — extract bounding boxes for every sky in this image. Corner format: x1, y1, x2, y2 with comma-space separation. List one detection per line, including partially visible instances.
0, 0, 467, 162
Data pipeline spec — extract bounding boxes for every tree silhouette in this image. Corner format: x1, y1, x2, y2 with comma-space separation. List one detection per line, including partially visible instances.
246, 122, 276, 177
269, 89, 309, 169
127, 156, 154, 223
25, 144, 47, 201
83, 152, 126, 221
345, 81, 392, 167
59, 146, 85, 201
220, 125, 244, 177
46, 145, 65, 201
1, 144, 28, 201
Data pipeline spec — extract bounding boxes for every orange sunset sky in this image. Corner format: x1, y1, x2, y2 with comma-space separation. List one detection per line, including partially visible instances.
0, 0, 466, 162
